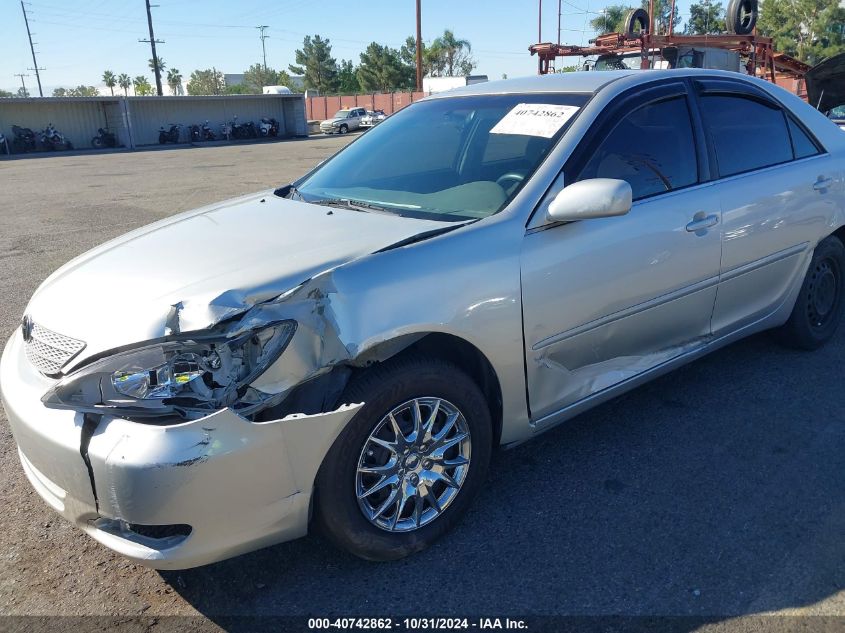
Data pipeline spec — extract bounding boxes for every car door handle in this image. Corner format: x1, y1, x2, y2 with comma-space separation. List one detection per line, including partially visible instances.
813, 177, 833, 192
685, 213, 719, 233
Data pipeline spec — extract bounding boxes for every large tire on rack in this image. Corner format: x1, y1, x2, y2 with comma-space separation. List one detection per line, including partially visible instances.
726, 0, 758, 34
623, 8, 650, 36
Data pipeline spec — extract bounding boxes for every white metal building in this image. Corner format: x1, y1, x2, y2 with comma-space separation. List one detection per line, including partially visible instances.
0, 93, 307, 151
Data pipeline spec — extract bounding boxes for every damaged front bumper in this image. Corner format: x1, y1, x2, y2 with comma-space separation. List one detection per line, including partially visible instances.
0, 331, 360, 569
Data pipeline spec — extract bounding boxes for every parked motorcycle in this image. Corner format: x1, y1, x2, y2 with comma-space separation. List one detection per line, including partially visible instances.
0, 131, 8, 156
227, 116, 256, 140
40, 123, 73, 151
189, 124, 201, 142
11, 125, 37, 153
158, 123, 182, 144
91, 127, 117, 149
201, 120, 216, 141
258, 117, 279, 137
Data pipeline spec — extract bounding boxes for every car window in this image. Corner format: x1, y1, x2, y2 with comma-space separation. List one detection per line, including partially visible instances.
577, 96, 698, 200
294, 93, 590, 221
699, 94, 793, 177
787, 116, 821, 159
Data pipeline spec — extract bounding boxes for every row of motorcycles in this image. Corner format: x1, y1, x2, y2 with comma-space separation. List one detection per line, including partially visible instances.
1, 124, 118, 154
158, 116, 280, 144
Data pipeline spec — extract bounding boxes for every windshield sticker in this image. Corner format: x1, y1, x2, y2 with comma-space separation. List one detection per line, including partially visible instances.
490, 103, 580, 138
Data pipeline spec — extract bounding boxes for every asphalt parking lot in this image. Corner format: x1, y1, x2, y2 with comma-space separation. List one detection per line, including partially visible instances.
0, 137, 842, 629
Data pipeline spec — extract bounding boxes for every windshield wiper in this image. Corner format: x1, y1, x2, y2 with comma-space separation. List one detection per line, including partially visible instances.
309, 197, 395, 215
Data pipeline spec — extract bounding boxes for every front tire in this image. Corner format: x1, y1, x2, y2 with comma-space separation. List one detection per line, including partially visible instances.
315, 356, 492, 561
776, 235, 845, 350
339, 124, 349, 134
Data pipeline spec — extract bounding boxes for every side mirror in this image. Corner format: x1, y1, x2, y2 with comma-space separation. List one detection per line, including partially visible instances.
547, 178, 632, 222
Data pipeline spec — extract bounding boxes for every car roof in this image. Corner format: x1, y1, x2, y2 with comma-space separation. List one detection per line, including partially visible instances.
423, 68, 771, 99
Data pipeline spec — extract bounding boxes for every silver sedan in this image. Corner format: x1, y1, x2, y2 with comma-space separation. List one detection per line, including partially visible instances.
2, 69, 844, 568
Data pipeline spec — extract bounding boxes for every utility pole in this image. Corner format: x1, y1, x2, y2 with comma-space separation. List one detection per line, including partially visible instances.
140, 0, 164, 96
257, 26, 270, 72
20, 2, 43, 97
557, 0, 562, 45
415, 0, 422, 92
538, 0, 543, 74
14, 73, 30, 96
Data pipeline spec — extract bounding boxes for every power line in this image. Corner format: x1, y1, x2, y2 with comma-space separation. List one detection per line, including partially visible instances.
20, 2, 44, 96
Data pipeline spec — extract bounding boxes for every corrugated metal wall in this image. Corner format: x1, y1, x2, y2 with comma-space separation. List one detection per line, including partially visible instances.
127, 95, 301, 146
0, 98, 119, 149
0, 94, 307, 150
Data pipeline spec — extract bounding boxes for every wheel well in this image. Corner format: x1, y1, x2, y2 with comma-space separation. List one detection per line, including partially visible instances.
832, 226, 845, 247
398, 333, 504, 447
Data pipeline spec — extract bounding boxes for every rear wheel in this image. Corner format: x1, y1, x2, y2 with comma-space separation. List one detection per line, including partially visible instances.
315, 356, 492, 561
775, 235, 845, 350
339, 124, 349, 134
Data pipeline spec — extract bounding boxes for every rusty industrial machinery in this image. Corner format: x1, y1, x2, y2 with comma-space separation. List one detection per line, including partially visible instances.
529, 0, 810, 95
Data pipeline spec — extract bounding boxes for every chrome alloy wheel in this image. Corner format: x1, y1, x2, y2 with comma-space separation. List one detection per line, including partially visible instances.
355, 397, 472, 532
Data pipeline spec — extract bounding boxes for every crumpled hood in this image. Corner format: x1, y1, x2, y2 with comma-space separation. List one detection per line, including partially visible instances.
26, 190, 447, 365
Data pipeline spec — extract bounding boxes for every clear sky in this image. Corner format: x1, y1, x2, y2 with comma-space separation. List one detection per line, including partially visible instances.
0, 0, 695, 95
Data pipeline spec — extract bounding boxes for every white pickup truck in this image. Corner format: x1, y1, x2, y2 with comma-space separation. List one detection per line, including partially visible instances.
320, 107, 367, 134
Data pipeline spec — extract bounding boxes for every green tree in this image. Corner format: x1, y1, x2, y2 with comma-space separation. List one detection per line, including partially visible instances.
102, 70, 117, 96
337, 59, 361, 93
224, 83, 254, 94
187, 68, 226, 95
243, 63, 279, 93
289, 35, 339, 94
758, 0, 844, 63
52, 85, 99, 97
684, 1, 726, 33
400, 36, 438, 77
642, 0, 682, 34
133, 76, 153, 96
0, 88, 13, 98
166, 68, 183, 95
16, 86, 30, 98
277, 69, 294, 89
357, 44, 410, 92
429, 29, 475, 77
590, 5, 631, 34
53, 87, 68, 97
118, 73, 132, 96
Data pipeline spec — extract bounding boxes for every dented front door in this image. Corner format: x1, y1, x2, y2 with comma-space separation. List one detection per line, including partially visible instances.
520, 184, 722, 423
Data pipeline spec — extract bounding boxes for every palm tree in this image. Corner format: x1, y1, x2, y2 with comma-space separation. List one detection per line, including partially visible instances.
166, 68, 183, 96
432, 29, 472, 76
102, 70, 117, 96
148, 57, 166, 74
133, 75, 152, 96
589, 5, 630, 35
117, 73, 131, 96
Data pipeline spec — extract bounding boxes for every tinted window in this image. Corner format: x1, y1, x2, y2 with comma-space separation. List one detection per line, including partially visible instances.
700, 95, 792, 177
787, 116, 820, 159
578, 96, 698, 200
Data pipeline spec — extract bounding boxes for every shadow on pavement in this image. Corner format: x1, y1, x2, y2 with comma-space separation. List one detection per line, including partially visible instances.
160, 330, 844, 626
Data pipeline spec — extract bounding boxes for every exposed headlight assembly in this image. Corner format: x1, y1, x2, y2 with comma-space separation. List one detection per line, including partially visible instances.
42, 320, 296, 420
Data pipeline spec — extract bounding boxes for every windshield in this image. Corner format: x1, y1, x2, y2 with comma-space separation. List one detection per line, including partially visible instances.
294, 93, 590, 221
333, 110, 351, 118
829, 105, 845, 120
